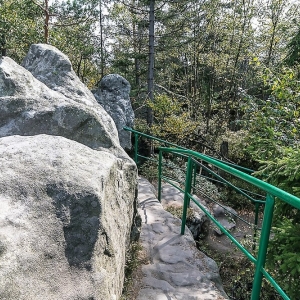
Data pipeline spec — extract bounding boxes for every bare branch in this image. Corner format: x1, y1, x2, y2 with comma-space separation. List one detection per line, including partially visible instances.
30, 0, 47, 13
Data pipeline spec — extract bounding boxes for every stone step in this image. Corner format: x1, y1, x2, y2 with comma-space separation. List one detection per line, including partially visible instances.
136, 177, 228, 300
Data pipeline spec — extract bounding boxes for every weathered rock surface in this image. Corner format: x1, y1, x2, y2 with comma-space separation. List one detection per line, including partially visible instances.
0, 135, 137, 300
93, 74, 134, 150
137, 178, 227, 299
212, 204, 237, 236
0, 45, 138, 300
161, 182, 210, 240
0, 44, 124, 158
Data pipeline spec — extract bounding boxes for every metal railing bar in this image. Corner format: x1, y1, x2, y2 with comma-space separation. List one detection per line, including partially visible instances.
161, 174, 259, 229
199, 174, 265, 199
161, 176, 186, 195
188, 192, 257, 264
124, 127, 254, 173
251, 194, 275, 299
161, 160, 261, 229
124, 126, 186, 149
191, 157, 259, 204
191, 184, 259, 229
161, 175, 185, 186
160, 154, 264, 202
212, 158, 254, 174
261, 268, 289, 300
128, 128, 299, 299
160, 148, 300, 210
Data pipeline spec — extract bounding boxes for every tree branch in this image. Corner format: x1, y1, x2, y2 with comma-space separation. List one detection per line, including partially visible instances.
31, 0, 47, 13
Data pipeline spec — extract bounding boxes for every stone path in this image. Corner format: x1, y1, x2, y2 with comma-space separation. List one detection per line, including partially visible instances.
136, 177, 228, 300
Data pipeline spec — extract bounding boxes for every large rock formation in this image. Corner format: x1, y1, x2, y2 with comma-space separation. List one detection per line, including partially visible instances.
0, 135, 136, 300
0, 44, 137, 300
93, 74, 134, 150
0, 44, 122, 156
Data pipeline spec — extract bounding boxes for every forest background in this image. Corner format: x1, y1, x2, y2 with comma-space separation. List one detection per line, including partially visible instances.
1, 0, 300, 298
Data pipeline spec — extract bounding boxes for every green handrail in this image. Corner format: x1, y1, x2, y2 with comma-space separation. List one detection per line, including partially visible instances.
158, 147, 300, 300
126, 126, 265, 240
124, 127, 300, 299
159, 148, 300, 209
123, 126, 255, 174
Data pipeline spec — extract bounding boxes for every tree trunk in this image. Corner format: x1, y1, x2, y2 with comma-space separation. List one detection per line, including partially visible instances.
99, 0, 104, 79
44, 0, 49, 44
147, 0, 155, 126
133, 19, 141, 87
0, 34, 6, 57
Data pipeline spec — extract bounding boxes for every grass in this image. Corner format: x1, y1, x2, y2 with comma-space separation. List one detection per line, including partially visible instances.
165, 205, 194, 219
121, 242, 149, 300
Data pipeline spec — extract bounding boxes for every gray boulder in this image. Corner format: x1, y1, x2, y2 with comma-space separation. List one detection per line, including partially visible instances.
0, 45, 139, 299
0, 134, 137, 300
213, 204, 237, 236
93, 74, 134, 150
0, 44, 123, 158
22, 44, 101, 107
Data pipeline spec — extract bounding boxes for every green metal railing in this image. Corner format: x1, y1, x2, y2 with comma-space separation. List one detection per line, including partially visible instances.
125, 126, 264, 229
158, 147, 300, 300
124, 126, 254, 174
124, 127, 300, 300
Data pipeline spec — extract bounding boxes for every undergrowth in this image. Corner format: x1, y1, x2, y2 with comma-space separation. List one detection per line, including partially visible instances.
165, 205, 194, 219
197, 240, 281, 300
121, 242, 147, 300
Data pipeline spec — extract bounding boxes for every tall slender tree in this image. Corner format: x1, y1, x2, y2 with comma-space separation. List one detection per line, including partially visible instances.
147, 0, 155, 126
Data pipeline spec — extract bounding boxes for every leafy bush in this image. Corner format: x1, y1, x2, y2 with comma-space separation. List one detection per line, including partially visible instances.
256, 148, 300, 299
147, 94, 198, 145
139, 158, 159, 183
244, 67, 300, 298
244, 67, 300, 161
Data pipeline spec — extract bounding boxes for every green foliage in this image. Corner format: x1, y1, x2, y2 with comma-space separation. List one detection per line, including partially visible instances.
139, 159, 158, 183
245, 67, 300, 161
267, 218, 300, 298
285, 26, 300, 66
246, 68, 300, 298
255, 147, 300, 197
217, 129, 252, 165
50, 0, 102, 86
0, 0, 44, 61
253, 148, 300, 298
242, 66, 300, 298
133, 118, 149, 133
0, 0, 103, 85
148, 94, 198, 145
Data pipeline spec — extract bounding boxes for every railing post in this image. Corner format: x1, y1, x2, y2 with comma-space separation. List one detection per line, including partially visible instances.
181, 157, 193, 235
158, 150, 163, 202
191, 161, 197, 199
253, 202, 260, 251
134, 132, 138, 164
251, 194, 275, 300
